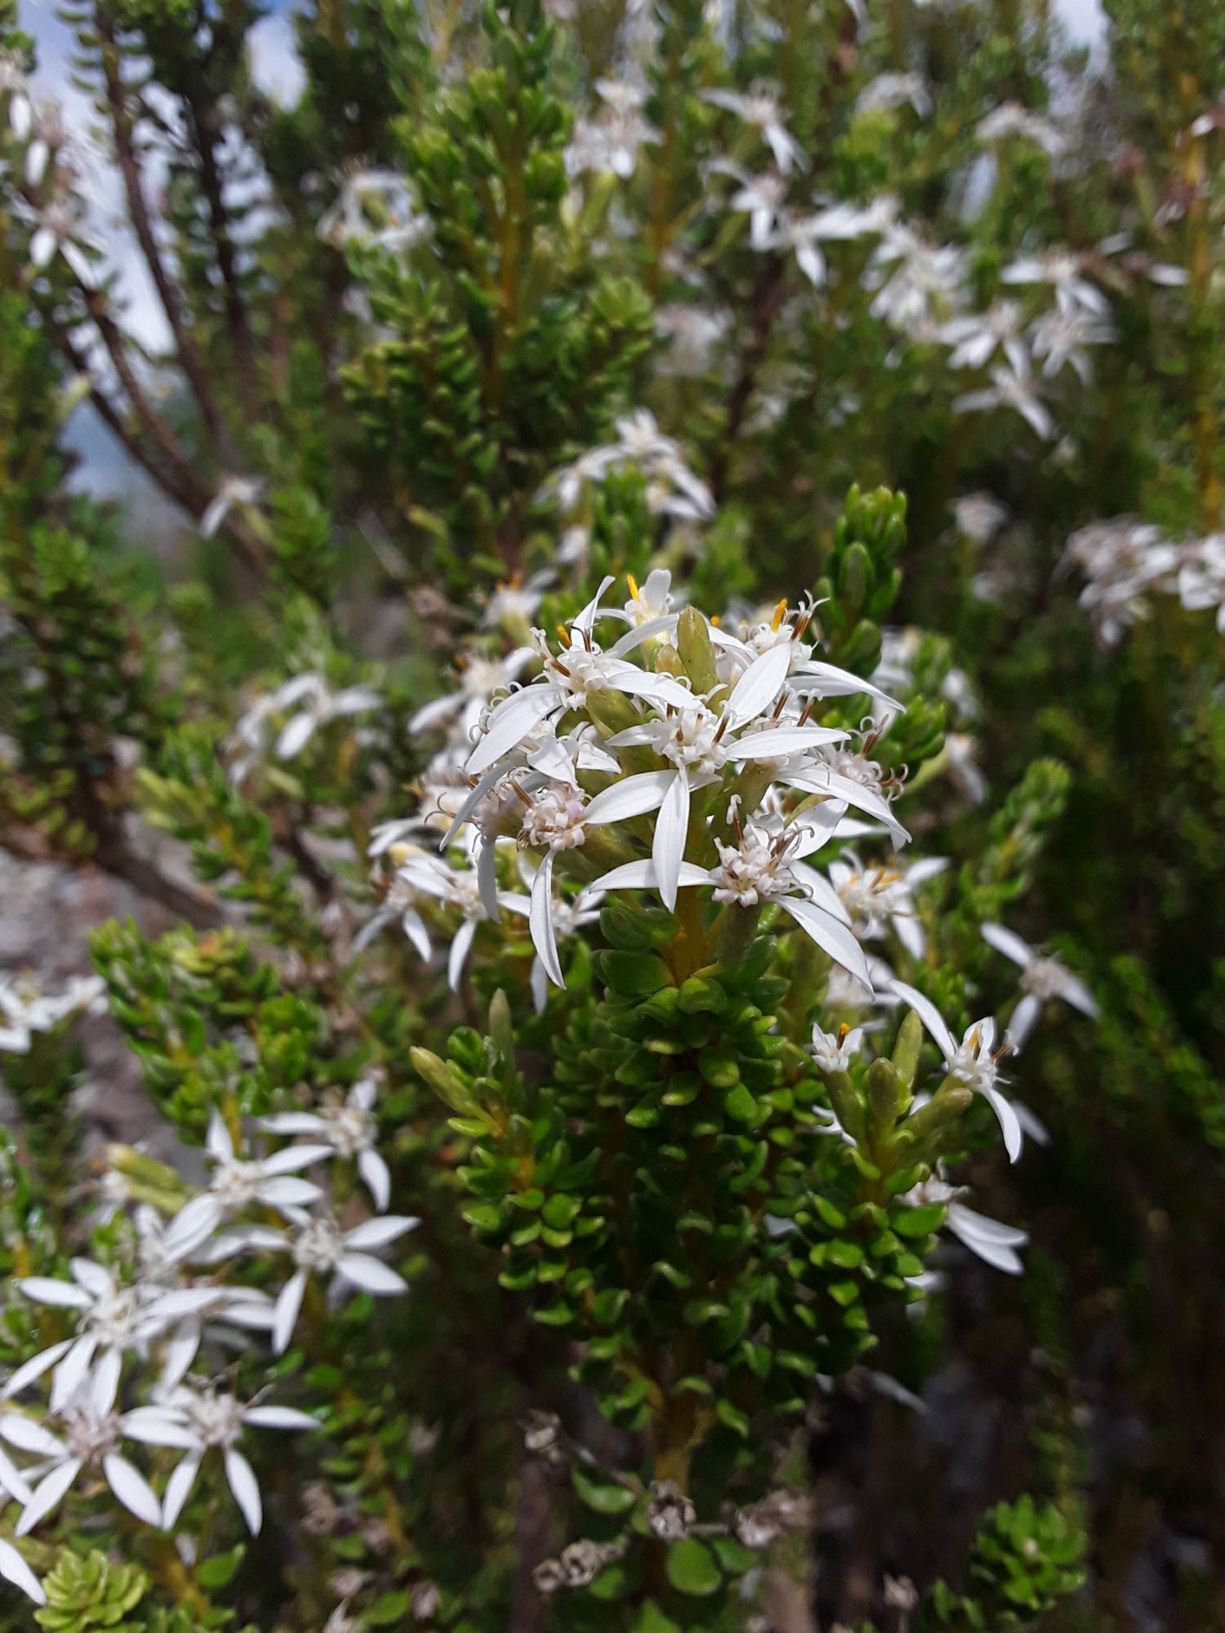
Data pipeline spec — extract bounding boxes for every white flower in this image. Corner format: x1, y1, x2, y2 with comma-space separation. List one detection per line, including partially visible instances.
981, 922, 1098, 1048
317, 168, 431, 253
953, 493, 1008, 543
24, 196, 97, 284
810, 1022, 864, 1074
728, 170, 790, 252
867, 227, 968, 338
123, 1387, 319, 1534
953, 364, 1054, 439
0, 973, 105, 1054
1062, 518, 1179, 645
976, 103, 1064, 155
1028, 305, 1114, 385
0, 50, 32, 144
550, 412, 713, 522
1175, 533, 1225, 633
5, 1258, 203, 1414
263, 1211, 418, 1353
269, 673, 381, 760
829, 853, 947, 960
566, 80, 658, 178
160, 1114, 331, 1262
856, 73, 931, 119
5, 1369, 162, 1536
1001, 250, 1108, 317
260, 1078, 392, 1211
890, 981, 1022, 1161
703, 87, 805, 173
903, 1178, 1028, 1274
409, 648, 535, 744
200, 475, 265, 539
655, 305, 730, 376
584, 814, 873, 990
939, 301, 1029, 376
482, 572, 555, 631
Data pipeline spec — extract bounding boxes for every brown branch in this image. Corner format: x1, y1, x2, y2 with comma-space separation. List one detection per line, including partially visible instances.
39, 302, 267, 578
184, 90, 258, 420
708, 257, 788, 503
93, 2, 231, 456
91, 828, 225, 930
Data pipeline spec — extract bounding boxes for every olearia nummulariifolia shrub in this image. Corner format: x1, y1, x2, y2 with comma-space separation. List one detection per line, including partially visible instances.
1, 0, 1223, 1625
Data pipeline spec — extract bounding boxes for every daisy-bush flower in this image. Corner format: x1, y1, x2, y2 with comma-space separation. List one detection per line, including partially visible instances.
1062, 518, 1179, 645
976, 102, 1064, 156
939, 301, 1029, 376
867, 226, 968, 338
828, 852, 947, 961
5, 1369, 162, 1536
903, 1178, 1028, 1275
1028, 305, 1115, 384
200, 475, 265, 539
566, 78, 658, 178
1001, 249, 1108, 317
123, 1387, 319, 1534
953, 363, 1054, 439
981, 922, 1098, 1047
6, 1257, 199, 1413
703, 86, 805, 173
260, 1078, 392, 1212
549, 410, 714, 523
889, 980, 1023, 1161
262, 1210, 419, 1353
316, 168, 431, 253
856, 73, 931, 120
0, 972, 105, 1054
809, 1021, 865, 1074
440, 578, 911, 996
161, 1113, 331, 1261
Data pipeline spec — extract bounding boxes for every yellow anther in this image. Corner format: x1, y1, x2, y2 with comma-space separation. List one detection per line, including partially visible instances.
556, 623, 570, 644
837, 1022, 851, 1043
710, 614, 721, 627
627, 572, 641, 602
770, 597, 788, 631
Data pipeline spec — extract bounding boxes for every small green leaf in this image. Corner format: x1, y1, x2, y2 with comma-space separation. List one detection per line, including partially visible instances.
665, 1536, 722, 1597
573, 1464, 636, 1514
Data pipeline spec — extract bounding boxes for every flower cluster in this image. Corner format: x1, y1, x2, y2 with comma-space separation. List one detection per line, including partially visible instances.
0, 1080, 412, 1594
0, 972, 106, 1055
1064, 519, 1225, 644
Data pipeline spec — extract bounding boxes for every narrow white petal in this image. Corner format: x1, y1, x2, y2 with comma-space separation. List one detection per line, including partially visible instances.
16, 1278, 91, 1310
888, 978, 958, 1060
980, 1084, 1024, 1163
16, 1459, 80, 1535
529, 850, 565, 990
272, 1270, 308, 1355
258, 1113, 328, 1136
1012, 1100, 1051, 1147
162, 1194, 223, 1260
90, 1347, 122, 1416
104, 1454, 162, 1527
69, 1259, 113, 1298
465, 688, 558, 776
206, 1110, 234, 1162
358, 1148, 392, 1213
401, 908, 432, 961
50, 1335, 99, 1412
981, 922, 1033, 969
572, 574, 616, 634
0, 1446, 32, 1505
344, 1215, 420, 1251
337, 1254, 409, 1295
0, 1415, 64, 1459
447, 918, 478, 992
725, 643, 792, 724
603, 670, 695, 709
2, 1341, 72, 1399
242, 1405, 320, 1431
789, 863, 852, 924
1059, 974, 1098, 1018
793, 660, 903, 710
162, 1453, 201, 1528
0, 1537, 45, 1605
258, 1177, 323, 1208
225, 1449, 262, 1534
122, 1411, 199, 1450
779, 898, 872, 988
584, 771, 674, 825
1006, 993, 1041, 1049
582, 859, 709, 897
652, 771, 689, 912
275, 713, 316, 759
724, 725, 849, 760
262, 1143, 334, 1176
